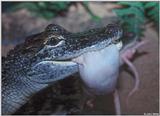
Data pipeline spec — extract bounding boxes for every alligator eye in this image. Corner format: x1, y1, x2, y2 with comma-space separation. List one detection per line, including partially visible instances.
47, 38, 59, 45
46, 37, 65, 47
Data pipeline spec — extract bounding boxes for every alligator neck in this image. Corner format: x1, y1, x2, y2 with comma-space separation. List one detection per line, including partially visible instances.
2, 52, 49, 114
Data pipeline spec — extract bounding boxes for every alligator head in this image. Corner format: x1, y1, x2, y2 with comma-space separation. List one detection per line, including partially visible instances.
28, 24, 123, 83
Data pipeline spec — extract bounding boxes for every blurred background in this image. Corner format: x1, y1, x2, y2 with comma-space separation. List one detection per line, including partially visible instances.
2, 1, 159, 115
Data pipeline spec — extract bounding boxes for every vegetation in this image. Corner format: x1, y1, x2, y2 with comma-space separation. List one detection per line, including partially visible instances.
2, 2, 100, 21
2, 2, 73, 19
113, 2, 159, 38
2, 2, 159, 38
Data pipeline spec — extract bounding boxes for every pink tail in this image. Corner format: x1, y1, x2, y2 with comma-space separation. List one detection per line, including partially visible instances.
123, 57, 140, 106
121, 40, 148, 106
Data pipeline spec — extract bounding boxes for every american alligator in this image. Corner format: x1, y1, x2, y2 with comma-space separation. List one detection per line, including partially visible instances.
2, 23, 147, 115
2, 24, 124, 114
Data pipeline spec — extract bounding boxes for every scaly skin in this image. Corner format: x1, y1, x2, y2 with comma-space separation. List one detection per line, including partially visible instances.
2, 24, 122, 114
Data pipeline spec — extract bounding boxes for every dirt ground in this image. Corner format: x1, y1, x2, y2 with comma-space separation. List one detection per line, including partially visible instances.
2, 2, 159, 114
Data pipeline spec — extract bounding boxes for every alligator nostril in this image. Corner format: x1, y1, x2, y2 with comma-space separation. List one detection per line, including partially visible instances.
105, 24, 122, 36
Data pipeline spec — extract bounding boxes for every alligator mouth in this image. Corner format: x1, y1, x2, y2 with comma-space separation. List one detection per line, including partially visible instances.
54, 40, 123, 63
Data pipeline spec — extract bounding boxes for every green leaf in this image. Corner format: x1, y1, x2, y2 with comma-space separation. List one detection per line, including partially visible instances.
117, 1, 144, 10
37, 2, 48, 9
113, 8, 132, 16
113, 2, 146, 38
40, 10, 55, 19
23, 3, 41, 11
48, 2, 69, 11
148, 7, 158, 16
83, 1, 89, 6
90, 15, 101, 22
144, 2, 158, 8
8, 3, 40, 12
114, 8, 145, 23
57, 2, 69, 9
48, 4, 60, 10
130, 7, 145, 22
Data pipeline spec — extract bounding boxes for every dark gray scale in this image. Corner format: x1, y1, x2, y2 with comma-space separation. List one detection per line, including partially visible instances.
63, 24, 122, 52
44, 24, 71, 41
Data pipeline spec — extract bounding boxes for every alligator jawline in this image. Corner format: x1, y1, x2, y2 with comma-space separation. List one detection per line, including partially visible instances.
53, 41, 122, 64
